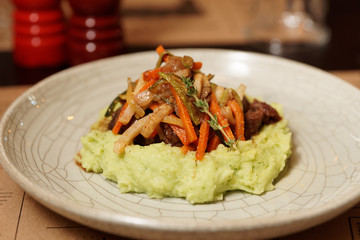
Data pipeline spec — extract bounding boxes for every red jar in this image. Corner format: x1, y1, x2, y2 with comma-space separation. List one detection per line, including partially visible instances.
13, 0, 60, 10
67, 0, 124, 65
12, 0, 65, 68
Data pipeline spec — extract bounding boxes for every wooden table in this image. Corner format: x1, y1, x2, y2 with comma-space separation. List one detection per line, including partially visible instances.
0, 70, 359, 239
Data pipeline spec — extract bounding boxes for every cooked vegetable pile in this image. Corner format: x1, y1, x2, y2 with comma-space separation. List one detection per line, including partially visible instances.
103, 46, 281, 160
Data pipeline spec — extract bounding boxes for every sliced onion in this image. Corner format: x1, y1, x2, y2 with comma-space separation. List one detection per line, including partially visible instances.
126, 77, 133, 104
133, 75, 145, 95
122, 77, 146, 122
215, 85, 224, 103
193, 73, 203, 98
140, 104, 174, 138
119, 105, 135, 124
236, 83, 247, 100
200, 74, 211, 99
113, 117, 148, 154
221, 106, 236, 125
161, 115, 184, 127
129, 99, 145, 119
134, 89, 154, 107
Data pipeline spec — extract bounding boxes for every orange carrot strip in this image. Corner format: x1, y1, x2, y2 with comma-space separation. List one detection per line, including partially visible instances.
139, 78, 157, 92
192, 62, 202, 70
196, 115, 210, 160
149, 102, 160, 111
181, 144, 196, 154
227, 100, 245, 141
170, 124, 190, 146
112, 102, 128, 134
209, 92, 235, 141
170, 86, 198, 143
207, 134, 221, 152
149, 128, 158, 138
155, 45, 170, 62
112, 120, 122, 135
143, 68, 161, 82
156, 45, 165, 55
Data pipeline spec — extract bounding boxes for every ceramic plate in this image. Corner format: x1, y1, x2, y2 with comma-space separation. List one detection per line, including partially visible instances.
1, 49, 360, 240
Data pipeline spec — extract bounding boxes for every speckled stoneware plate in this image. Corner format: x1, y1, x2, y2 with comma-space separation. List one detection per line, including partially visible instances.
1, 49, 360, 240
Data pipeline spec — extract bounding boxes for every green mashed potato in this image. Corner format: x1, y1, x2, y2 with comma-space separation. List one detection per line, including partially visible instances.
76, 104, 292, 204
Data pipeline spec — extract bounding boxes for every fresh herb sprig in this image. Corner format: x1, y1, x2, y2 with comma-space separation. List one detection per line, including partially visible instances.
181, 76, 236, 148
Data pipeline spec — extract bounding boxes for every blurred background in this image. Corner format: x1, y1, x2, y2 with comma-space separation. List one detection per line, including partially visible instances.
0, 0, 360, 85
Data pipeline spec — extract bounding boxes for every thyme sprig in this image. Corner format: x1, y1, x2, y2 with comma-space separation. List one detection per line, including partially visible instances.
181, 76, 236, 148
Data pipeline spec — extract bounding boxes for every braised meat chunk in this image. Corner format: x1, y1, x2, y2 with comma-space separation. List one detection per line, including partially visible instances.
244, 99, 281, 139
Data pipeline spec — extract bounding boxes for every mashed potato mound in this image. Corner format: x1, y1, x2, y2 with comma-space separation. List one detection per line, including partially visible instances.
76, 104, 292, 204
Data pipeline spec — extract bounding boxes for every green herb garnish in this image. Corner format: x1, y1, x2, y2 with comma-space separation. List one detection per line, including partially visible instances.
181, 76, 236, 148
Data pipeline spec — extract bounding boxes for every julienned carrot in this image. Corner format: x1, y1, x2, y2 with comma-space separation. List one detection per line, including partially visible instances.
196, 115, 210, 160
149, 102, 160, 111
143, 68, 161, 82
156, 45, 170, 62
149, 128, 158, 138
207, 134, 221, 152
181, 144, 196, 154
170, 86, 198, 143
112, 102, 128, 134
156, 45, 165, 55
192, 62, 202, 70
227, 100, 245, 141
139, 78, 157, 92
209, 92, 235, 141
170, 124, 190, 145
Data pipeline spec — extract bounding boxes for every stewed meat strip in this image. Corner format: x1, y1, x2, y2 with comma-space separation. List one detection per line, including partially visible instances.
244, 99, 281, 139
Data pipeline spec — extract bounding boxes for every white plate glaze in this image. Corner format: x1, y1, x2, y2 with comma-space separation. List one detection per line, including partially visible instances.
1, 49, 360, 240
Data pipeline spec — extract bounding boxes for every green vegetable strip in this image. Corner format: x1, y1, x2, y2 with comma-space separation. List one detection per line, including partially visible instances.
219, 89, 230, 107
181, 56, 194, 69
159, 72, 201, 125
210, 83, 218, 93
219, 89, 243, 108
155, 50, 173, 68
148, 78, 166, 91
105, 96, 121, 117
229, 89, 244, 108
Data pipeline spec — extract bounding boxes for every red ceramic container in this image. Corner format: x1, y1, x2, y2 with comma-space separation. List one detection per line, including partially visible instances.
68, 0, 119, 15
14, 34, 65, 67
12, 0, 65, 68
69, 15, 119, 28
66, 0, 123, 65
13, 0, 61, 10
15, 22, 64, 35
67, 39, 122, 65
14, 10, 62, 23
